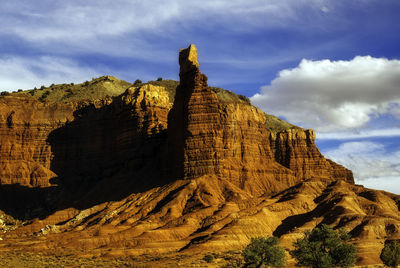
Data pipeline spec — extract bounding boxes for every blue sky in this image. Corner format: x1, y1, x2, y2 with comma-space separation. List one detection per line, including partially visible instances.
2, 0, 400, 193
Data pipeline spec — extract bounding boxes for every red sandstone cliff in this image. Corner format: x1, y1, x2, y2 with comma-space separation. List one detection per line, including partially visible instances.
0, 45, 397, 266
168, 45, 352, 196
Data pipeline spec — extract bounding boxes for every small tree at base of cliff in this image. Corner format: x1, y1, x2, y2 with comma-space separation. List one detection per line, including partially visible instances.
242, 236, 286, 268
380, 241, 400, 268
290, 224, 356, 268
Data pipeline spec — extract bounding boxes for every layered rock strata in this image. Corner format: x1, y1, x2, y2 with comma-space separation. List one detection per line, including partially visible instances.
270, 129, 353, 182
168, 44, 352, 195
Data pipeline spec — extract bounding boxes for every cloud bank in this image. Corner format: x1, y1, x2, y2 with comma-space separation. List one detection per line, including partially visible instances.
251, 56, 400, 132
324, 141, 400, 193
317, 128, 400, 140
0, 56, 99, 91
2, 0, 332, 43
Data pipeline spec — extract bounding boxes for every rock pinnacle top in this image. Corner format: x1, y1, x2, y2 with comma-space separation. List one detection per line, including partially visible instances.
179, 44, 199, 75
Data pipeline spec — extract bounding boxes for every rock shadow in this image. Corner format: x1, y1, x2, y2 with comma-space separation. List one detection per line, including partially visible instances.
273, 197, 343, 237
0, 96, 173, 221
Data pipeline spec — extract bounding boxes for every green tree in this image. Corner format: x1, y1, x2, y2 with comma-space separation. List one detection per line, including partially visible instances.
381, 241, 400, 268
291, 224, 356, 268
133, 79, 142, 86
242, 236, 286, 268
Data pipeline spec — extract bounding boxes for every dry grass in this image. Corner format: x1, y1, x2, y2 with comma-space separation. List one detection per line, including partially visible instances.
12, 76, 132, 103
265, 114, 299, 131
0, 250, 244, 268
0, 251, 150, 268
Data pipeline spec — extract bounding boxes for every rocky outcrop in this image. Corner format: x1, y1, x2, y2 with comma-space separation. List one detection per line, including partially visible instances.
0, 82, 172, 219
0, 97, 74, 187
0, 44, 396, 266
168, 44, 352, 195
168, 44, 221, 180
270, 129, 354, 183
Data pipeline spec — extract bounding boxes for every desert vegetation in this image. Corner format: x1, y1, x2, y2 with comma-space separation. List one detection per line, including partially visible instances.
242, 236, 286, 267
380, 240, 400, 268
290, 224, 356, 268
240, 225, 357, 268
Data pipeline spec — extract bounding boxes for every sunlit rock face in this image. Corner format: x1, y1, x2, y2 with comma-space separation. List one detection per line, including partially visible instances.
168, 44, 352, 195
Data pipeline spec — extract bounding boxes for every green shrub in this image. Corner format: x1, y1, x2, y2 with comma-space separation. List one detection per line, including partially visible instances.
238, 94, 250, 104
39, 91, 50, 102
133, 79, 142, 86
381, 241, 400, 268
242, 236, 286, 268
203, 254, 214, 263
157, 77, 163, 81
291, 224, 356, 268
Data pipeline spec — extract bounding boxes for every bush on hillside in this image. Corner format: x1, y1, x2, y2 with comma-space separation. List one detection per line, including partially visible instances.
242, 236, 286, 268
381, 240, 400, 268
291, 224, 356, 268
203, 254, 214, 263
134, 79, 142, 86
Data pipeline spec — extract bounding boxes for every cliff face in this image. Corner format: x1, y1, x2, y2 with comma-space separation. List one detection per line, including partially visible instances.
0, 82, 172, 218
270, 129, 353, 182
168, 44, 352, 195
0, 97, 73, 187
0, 45, 397, 266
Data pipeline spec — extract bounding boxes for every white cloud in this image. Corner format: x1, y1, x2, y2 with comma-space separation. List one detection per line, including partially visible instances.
357, 177, 400, 194
323, 141, 400, 193
251, 56, 400, 132
317, 128, 400, 140
3, 1, 179, 42
0, 0, 334, 44
0, 56, 100, 91
321, 6, 330, 13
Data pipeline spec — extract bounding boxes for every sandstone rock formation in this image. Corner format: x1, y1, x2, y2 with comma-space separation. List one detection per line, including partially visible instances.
0, 45, 397, 266
168, 44, 352, 195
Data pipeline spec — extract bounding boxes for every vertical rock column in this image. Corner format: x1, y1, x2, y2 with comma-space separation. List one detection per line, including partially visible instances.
168, 44, 221, 180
